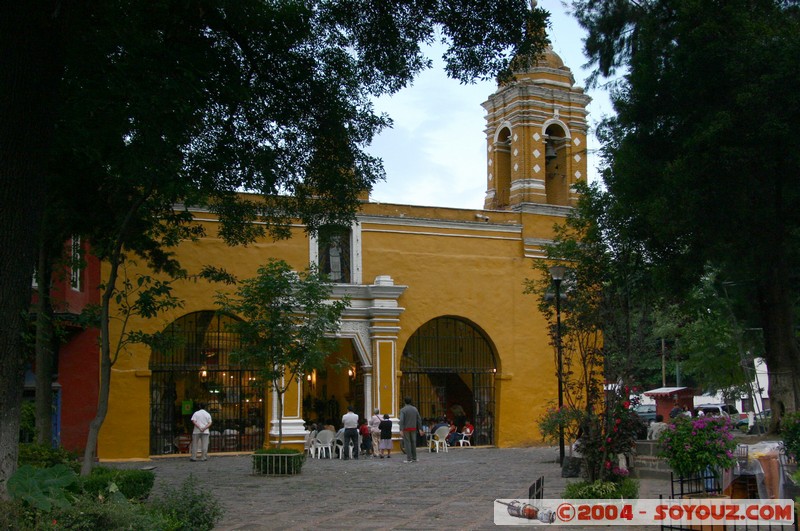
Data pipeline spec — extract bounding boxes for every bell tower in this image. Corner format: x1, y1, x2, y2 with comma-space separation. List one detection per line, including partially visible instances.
482, 46, 591, 211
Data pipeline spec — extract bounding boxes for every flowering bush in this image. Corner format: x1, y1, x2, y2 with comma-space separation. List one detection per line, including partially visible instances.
658, 415, 737, 478
574, 388, 642, 483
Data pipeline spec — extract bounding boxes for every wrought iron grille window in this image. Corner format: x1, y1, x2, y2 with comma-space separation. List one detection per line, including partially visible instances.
401, 317, 497, 445
149, 311, 266, 455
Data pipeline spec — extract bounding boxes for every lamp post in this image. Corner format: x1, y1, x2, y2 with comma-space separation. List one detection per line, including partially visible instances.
549, 265, 567, 466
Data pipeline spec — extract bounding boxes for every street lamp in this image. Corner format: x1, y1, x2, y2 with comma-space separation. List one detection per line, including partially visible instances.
549, 265, 567, 466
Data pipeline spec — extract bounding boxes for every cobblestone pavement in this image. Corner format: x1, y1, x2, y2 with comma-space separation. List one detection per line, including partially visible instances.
111, 446, 671, 530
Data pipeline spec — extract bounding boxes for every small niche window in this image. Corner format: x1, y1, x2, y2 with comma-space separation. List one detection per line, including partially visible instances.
317, 226, 351, 283
70, 236, 82, 291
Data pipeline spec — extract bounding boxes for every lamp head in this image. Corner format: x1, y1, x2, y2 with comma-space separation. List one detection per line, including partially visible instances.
549, 265, 567, 282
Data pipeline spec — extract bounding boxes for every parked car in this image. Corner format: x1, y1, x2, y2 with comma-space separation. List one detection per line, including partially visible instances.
633, 403, 657, 423
696, 403, 739, 419
631, 403, 656, 440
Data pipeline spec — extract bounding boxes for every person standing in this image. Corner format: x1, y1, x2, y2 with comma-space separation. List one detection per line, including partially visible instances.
378, 414, 393, 458
369, 408, 382, 457
399, 396, 422, 463
190, 402, 212, 461
647, 414, 668, 440
342, 406, 360, 459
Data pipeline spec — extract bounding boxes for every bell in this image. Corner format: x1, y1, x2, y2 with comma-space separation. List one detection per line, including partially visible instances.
545, 142, 557, 161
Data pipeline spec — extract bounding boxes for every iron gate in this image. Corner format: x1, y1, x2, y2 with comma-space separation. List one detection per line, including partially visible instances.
400, 316, 497, 445
149, 311, 266, 455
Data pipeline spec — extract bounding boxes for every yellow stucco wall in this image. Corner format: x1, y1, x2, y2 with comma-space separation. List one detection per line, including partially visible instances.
97, 47, 590, 458
97, 201, 566, 458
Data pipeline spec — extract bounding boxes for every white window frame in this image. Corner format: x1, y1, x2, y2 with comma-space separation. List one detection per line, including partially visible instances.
70, 236, 82, 292
309, 222, 362, 285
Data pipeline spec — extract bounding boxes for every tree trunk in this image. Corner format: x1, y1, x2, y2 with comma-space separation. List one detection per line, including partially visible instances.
757, 261, 800, 432
0, 173, 40, 495
80, 256, 120, 476
0, 2, 62, 496
34, 244, 55, 446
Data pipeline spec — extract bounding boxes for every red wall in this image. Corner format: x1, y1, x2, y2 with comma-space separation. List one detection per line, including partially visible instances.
35, 239, 102, 452
58, 326, 99, 452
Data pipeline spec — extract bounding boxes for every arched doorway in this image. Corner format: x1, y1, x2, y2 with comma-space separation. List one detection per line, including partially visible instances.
400, 316, 497, 445
149, 311, 266, 455
301, 338, 363, 427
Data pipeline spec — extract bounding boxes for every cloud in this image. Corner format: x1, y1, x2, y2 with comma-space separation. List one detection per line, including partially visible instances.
368, 1, 613, 209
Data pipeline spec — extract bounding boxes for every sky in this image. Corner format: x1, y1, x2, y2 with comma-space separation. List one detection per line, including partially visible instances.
367, 0, 614, 209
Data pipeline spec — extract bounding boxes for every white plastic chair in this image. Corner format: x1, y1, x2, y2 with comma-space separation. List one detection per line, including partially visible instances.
312, 430, 334, 459
333, 431, 346, 459
304, 430, 316, 457
334, 431, 360, 459
457, 428, 473, 447
431, 426, 450, 453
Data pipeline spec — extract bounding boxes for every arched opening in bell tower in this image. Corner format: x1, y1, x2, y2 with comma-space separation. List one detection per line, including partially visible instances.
493, 127, 512, 209
544, 124, 568, 205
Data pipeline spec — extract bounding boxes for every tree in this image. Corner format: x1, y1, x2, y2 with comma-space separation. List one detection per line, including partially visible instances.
572, 0, 800, 428
215, 259, 348, 448
526, 181, 660, 410
2, 0, 550, 492
0, 2, 60, 493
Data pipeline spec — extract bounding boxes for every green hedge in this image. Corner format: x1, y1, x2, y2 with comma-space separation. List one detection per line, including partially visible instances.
4, 467, 223, 531
252, 448, 305, 475
18, 443, 80, 473
782, 412, 800, 461
564, 478, 639, 499
80, 467, 155, 501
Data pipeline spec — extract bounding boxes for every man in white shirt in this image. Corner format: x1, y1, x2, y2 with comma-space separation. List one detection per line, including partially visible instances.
341, 406, 360, 459
190, 403, 213, 461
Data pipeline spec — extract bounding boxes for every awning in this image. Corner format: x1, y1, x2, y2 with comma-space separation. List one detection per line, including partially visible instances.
643, 386, 692, 398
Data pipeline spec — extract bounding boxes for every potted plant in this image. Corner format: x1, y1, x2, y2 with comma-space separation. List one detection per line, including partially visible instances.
252, 448, 305, 476
657, 415, 737, 486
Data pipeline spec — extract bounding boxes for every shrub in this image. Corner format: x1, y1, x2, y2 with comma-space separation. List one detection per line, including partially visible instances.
149, 475, 223, 531
19, 401, 36, 443
782, 412, 800, 461
7, 464, 78, 512
537, 405, 584, 448
658, 416, 737, 478
0, 499, 37, 530
252, 448, 304, 475
564, 478, 639, 499
574, 389, 641, 483
50, 493, 169, 530
18, 443, 80, 473
80, 467, 155, 501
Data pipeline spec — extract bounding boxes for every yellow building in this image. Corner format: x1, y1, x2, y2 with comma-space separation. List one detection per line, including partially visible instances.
98, 47, 590, 459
